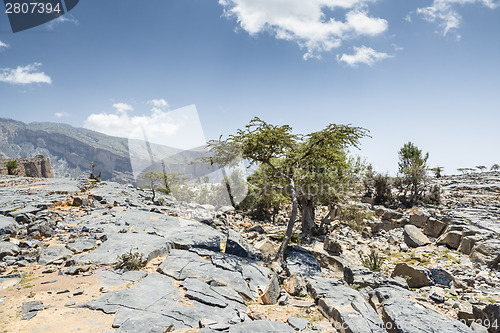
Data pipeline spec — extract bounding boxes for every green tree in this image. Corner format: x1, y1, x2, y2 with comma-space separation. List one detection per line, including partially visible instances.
492, 164, 500, 171
6, 160, 17, 175
141, 170, 171, 202
476, 165, 487, 173
206, 117, 368, 263
430, 166, 444, 178
397, 142, 429, 207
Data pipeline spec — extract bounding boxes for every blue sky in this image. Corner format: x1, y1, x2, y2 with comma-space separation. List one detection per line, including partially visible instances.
0, 0, 499, 174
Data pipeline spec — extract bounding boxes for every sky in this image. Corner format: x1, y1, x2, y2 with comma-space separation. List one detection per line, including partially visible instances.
0, 0, 499, 175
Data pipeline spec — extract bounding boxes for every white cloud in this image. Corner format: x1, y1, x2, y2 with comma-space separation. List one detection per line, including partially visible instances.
113, 103, 134, 114
0, 62, 52, 85
337, 45, 392, 67
415, 0, 499, 36
46, 15, 79, 30
84, 101, 206, 151
0, 41, 8, 51
219, 0, 388, 59
148, 99, 169, 109
54, 112, 70, 118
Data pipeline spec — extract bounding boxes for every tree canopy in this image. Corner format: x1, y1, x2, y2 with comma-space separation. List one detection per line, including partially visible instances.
207, 117, 369, 263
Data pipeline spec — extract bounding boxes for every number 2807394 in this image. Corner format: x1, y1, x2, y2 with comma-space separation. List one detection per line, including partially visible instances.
5, 2, 62, 14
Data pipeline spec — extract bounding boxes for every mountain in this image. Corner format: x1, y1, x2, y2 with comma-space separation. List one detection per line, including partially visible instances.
0, 118, 215, 184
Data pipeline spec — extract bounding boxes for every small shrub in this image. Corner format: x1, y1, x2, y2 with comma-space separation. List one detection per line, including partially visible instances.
6, 160, 17, 175
360, 250, 384, 272
114, 249, 146, 271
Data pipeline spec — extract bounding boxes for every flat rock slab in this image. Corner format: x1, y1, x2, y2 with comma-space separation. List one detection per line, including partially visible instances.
0, 273, 22, 290
344, 266, 408, 289
73, 210, 224, 252
73, 233, 170, 265
37, 245, 73, 265
372, 286, 473, 333
97, 269, 148, 287
158, 249, 254, 299
316, 285, 386, 333
229, 320, 294, 333
391, 263, 433, 288
84, 273, 247, 331
66, 237, 97, 253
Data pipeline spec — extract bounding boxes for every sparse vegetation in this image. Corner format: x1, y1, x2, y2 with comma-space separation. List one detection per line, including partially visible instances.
360, 250, 384, 272
397, 142, 429, 207
6, 160, 17, 175
491, 164, 499, 171
114, 249, 146, 271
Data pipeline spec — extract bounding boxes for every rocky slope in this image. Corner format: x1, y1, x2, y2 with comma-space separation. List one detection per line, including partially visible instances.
0, 118, 215, 185
0, 173, 499, 332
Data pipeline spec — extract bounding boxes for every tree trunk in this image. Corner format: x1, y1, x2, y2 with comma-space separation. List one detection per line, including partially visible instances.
299, 196, 315, 237
221, 168, 236, 208
275, 180, 298, 265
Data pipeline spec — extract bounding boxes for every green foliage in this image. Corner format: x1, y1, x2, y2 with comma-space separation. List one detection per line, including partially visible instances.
430, 166, 444, 178
114, 249, 146, 271
397, 142, 429, 207
6, 160, 17, 175
492, 164, 500, 171
476, 165, 487, 172
339, 204, 374, 231
360, 250, 384, 272
424, 184, 441, 205
89, 162, 101, 181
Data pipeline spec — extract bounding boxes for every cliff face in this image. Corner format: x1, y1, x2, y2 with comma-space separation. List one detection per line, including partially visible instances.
0, 118, 134, 183
0, 155, 54, 178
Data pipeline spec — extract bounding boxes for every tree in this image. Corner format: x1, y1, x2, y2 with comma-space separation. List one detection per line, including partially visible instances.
430, 166, 444, 178
492, 164, 500, 171
397, 142, 429, 207
89, 162, 101, 181
141, 170, 170, 202
476, 165, 487, 173
6, 160, 17, 175
206, 117, 368, 263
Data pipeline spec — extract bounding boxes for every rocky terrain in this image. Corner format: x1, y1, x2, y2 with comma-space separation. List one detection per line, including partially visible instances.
0, 156, 54, 178
0, 118, 217, 184
1, 172, 499, 332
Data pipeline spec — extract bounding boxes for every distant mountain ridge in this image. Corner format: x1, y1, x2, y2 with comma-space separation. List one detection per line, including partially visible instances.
0, 118, 214, 184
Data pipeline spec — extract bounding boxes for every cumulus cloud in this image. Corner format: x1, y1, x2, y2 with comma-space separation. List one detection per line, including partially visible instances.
415, 0, 499, 36
337, 46, 392, 67
0, 41, 8, 51
84, 101, 206, 151
148, 99, 169, 109
54, 112, 70, 118
0, 62, 52, 85
113, 103, 134, 114
219, 0, 388, 59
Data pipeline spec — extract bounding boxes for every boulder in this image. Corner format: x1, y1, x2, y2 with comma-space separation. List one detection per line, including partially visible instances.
283, 272, 307, 297
469, 239, 500, 268
323, 234, 342, 254
226, 229, 262, 260
409, 210, 429, 227
285, 245, 322, 278
473, 303, 500, 333
254, 238, 277, 258
260, 273, 280, 305
0, 241, 19, 260
0, 216, 20, 236
459, 235, 484, 255
437, 230, 463, 249
287, 317, 309, 331
404, 225, 431, 248
430, 268, 453, 288
423, 218, 447, 238
391, 263, 433, 288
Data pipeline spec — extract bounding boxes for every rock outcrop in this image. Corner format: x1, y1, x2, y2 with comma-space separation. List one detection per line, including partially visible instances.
0, 155, 53, 178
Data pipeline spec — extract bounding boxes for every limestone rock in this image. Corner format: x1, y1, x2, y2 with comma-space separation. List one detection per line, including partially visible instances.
404, 225, 431, 248
410, 210, 429, 227
391, 263, 433, 288
323, 234, 342, 254
437, 230, 463, 249
423, 218, 447, 238
283, 272, 307, 297
38, 245, 73, 265
254, 238, 277, 258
